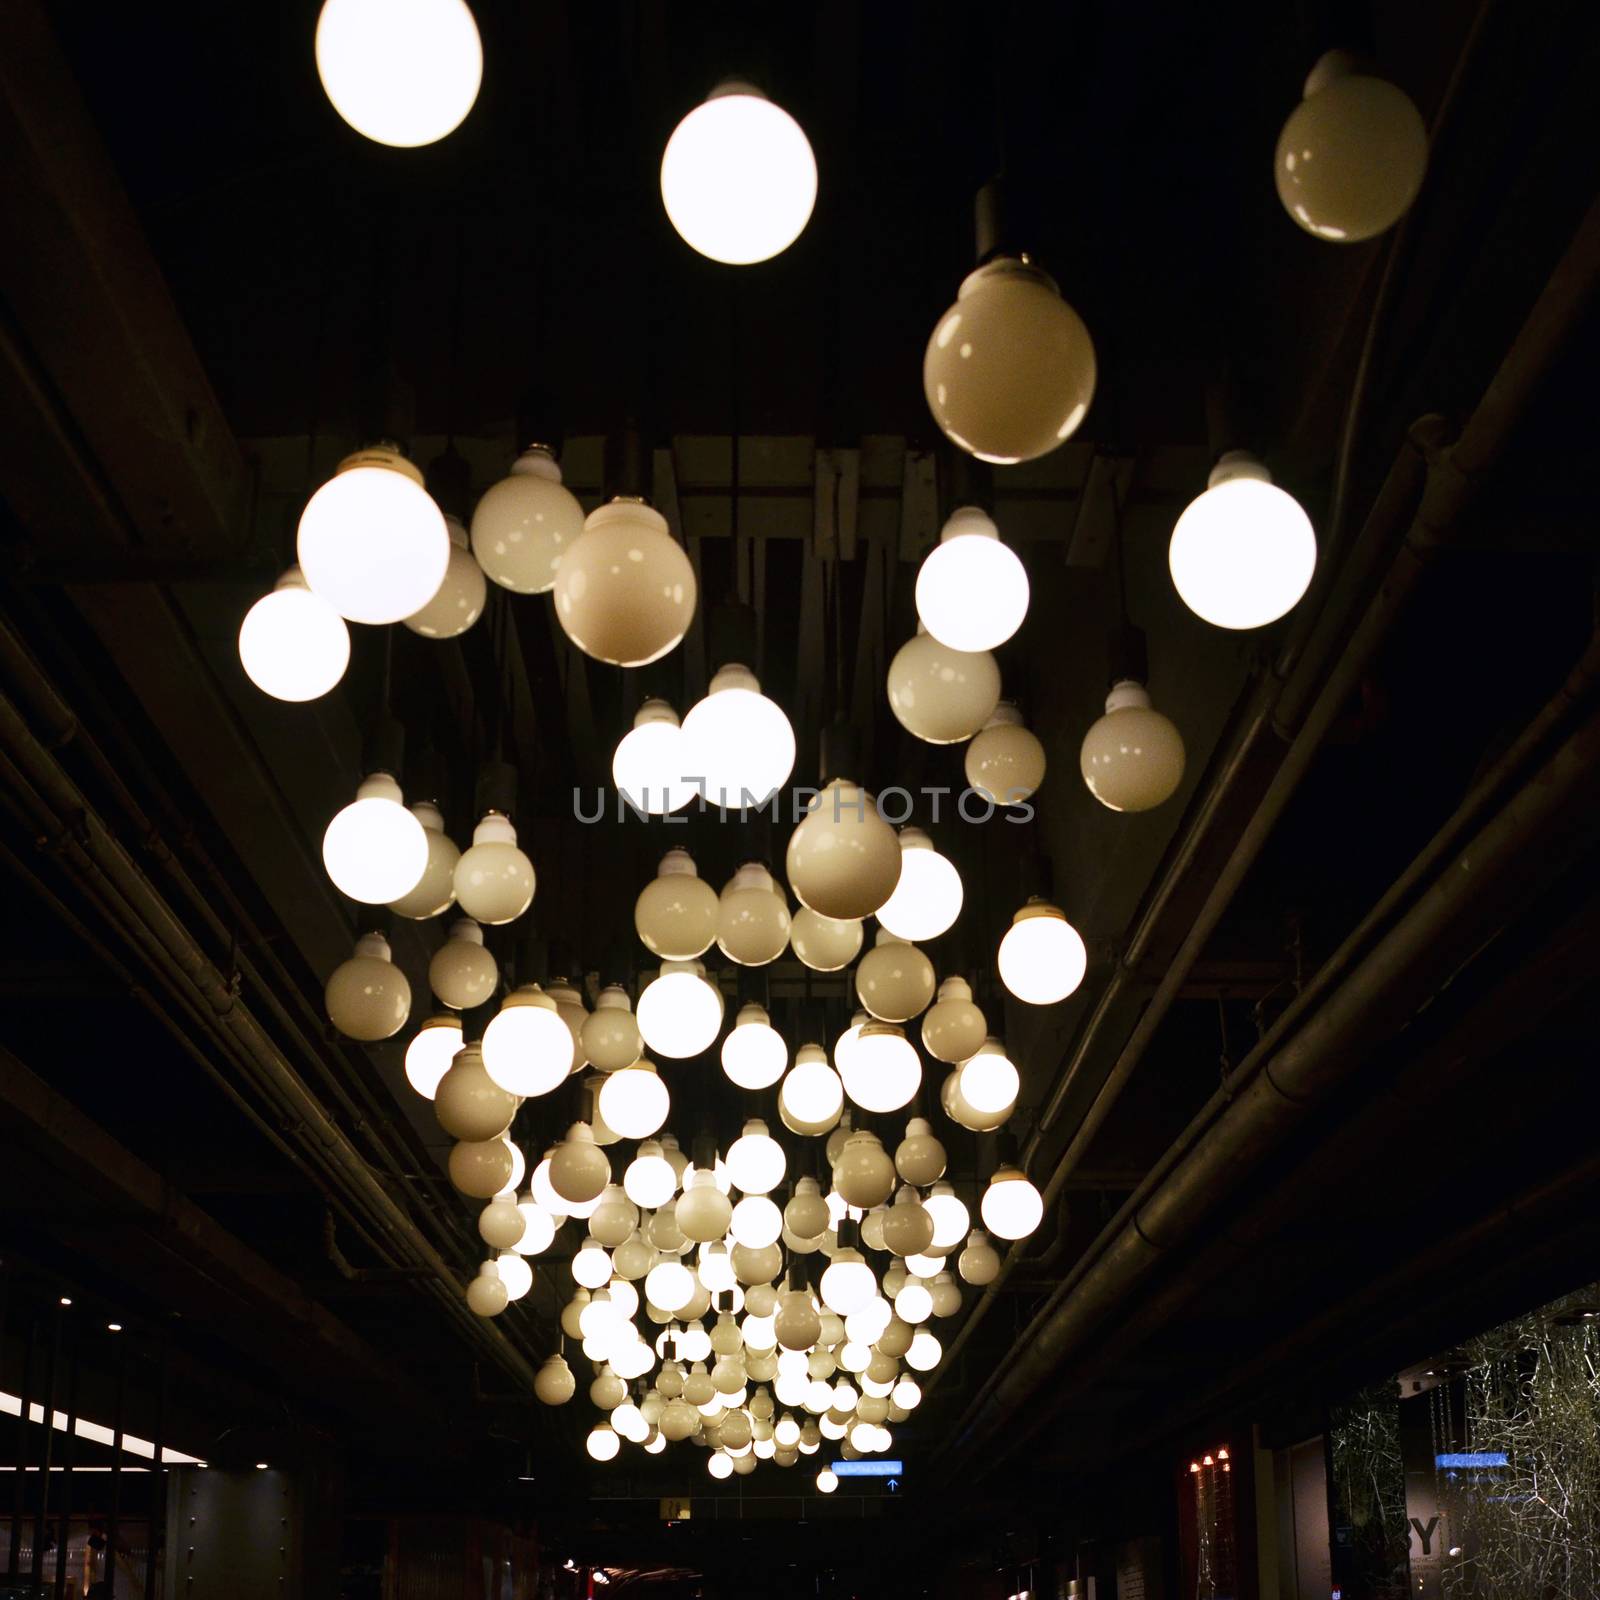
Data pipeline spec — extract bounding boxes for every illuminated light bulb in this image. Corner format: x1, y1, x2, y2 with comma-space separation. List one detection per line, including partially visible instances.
546, 979, 590, 1068
726, 1119, 787, 1195
586, 1424, 621, 1463
730, 1195, 783, 1250
611, 1400, 647, 1443
385, 803, 459, 919
465, 1260, 507, 1318
957, 1038, 1020, 1116
534, 1353, 575, 1406
1080, 680, 1186, 813
660, 81, 816, 265
905, 1329, 943, 1373
922, 1183, 971, 1254
855, 932, 936, 1024
1169, 452, 1316, 630
886, 630, 1001, 745
721, 1003, 788, 1091
923, 254, 1096, 464
779, 1045, 845, 1135
637, 961, 724, 1059
998, 898, 1088, 1006
625, 1140, 678, 1210
470, 445, 584, 595
428, 918, 498, 1011
314, 0, 480, 147
819, 1413, 847, 1441
895, 1118, 947, 1187
323, 773, 428, 905
581, 986, 643, 1073
682, 665, 796, 811
715, 863, 791, 966
680, 1322, 714, 1365
512, 1197, 557, 1257
478, 1192, 524, 1251
958, 1228, 1002, 1286
403, 1014, 462, 1098
874, 828, 963, 943
741, 1311, 777, 1353
453, 811, 535, 925
893, 1279, 933, 1325
499, 1135, 527, 1194
481, 985, 573, 1097
832, 1131, 897, 1210
597, 1061, 671, 1140
881, 1188, 935, 1259
1275, 51, 1428, 243
833, 1013, 868, 1081
326, 932, 411, 1041
553, 496, 697, 668
572, 1235, 613, 1291
613, 699, 696, 816
548, 1122, 611, 1207
707, 1450, 733, 1480
942, 1065, 1011, 1134
981, 1165, 1045, 1241
676, 1169, 734, 1245
789, 906, 864, 972
815, 1466, 839, 1494
784, 1177, 830, 1241
915, 506, 1029, 652
237, 566, 350, 702
920, 977, 987, 1065
820, 1250, 877, 1317
449, 1139, 514, 1199
839, 1021, 923, 1118
405, 514, 485, 638
582, 1294, 623, 1348
965, 701, 1047, 805
785, 780, 902, 921
635, 849, 720, 960
495, 1251, 533, 1302
298, 446, 449, 623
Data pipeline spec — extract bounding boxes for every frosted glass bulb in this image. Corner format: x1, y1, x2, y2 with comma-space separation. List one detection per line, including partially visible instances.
1169, 453, 1316, 630
1080, 680, 1187, 813
495, 1250, 533, 1302
635, 849, 719, 959
403, 1014, 461, 1098
779, 1048, 844, 1130
958, 1228, 1002, 1285
1275, 52, 1428, 243
581, 986, 643, 1072
894, 1281, 932, 1325
905, 1329, 943, 1372
548, 1123, 611, 1206
572, 1236, 614, 1289
465, 1260, 507, 1317
880, 1188, 935, 1258
681, 664, 796, 810
833, 1131, 897, 1209
895, 1118, 947, 1187
915, 506, 1029, 651
613, 699, 696, 816
721, 1003, 788, 1091
784, 1177, 830, 1241
481, 985, 574, 1097
428, 918, 498, 1011
920, 977, 987, 1064
855, 932, 936, 1024
534, 1354, 575, 1406
874, 828, 963, 942
625, 1141, 678, 1210
238, 567, 350, 702
586, 1424, 620, 1462
326, 932, 411, 1041
924, 255, 1095, 464
820, 1250, 877, 1316
597, 1062, 671, 1139
956, 1038, 1020, 1116
816, 1467, 838, 1494
929, 1271, 963, 1318
512, 1198, 557, 1256
789, 906, 864, 971
660, 82, 816, 264
998, 898, 1087, 1006
453, 811, 535, 924
433, 1043, 516, 1139
637, 961, 723, 1058
886, 631, 1001, 745
707, 1450, 733, 1479
588, 1185, 639, 1249
726, 1119, 787, 1195
646, 1259, 696, 1314
786, 779, 902, 920
478, 1193, 525, 1251
922, 1184, 971, 1254
297, 448, 449, 623
404, 515, 485, 638
553, 497, 696, 667
965, 701, 1047, 805
386, 802, 459, 919
323, 773, 429, 905
839, 1023, 921, 1115
315, 0, 480, 147
716, 862, 791, 965
470, 445, 584, 594
676, 1170, 734, 1244
981, 1166, 1045, 1241
730, 1195, 783, 1250
449, 1139, 514, 1198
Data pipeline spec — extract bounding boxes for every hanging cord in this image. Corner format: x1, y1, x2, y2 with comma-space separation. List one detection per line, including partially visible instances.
446, 218, 466, 450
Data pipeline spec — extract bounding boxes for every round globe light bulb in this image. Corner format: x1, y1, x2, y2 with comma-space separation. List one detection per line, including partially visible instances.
469, 445, 584, 595
681, 664, 796, 810
386, 802, 459, 919
581, 986, 643, 1073
720, 1003, 788, 1091
237, 567, 350, 702
816, 1467, 838, 1494
981, 1166, 1045, 1241
789, 906, 865, 972
512, 1198, 556, 1257
956, 1038, 1020, 1116
905, 1330, 943, 1373
839, 1023, 921, 1115
715, 861, 791, 966
1080, 680, 1187, 813
874, 828, 963, 943
730, 1195, 783, 1251
886, 630, 1002, 746
533, 1354, 575, 1406
465, 1261, 507, 1318
921, 977, 988, 1065
958, 1228, 1002, 1286
785, 780, 902, 921
855, 932, 936, 1024
998, 898, 1088, 1006
597, 1062, 671, 1140
915, 506, 1029, 652
586, 1424, 620, 1463
895, 1118, 948, 1187
481, 985, 574, 1097
495, 1251, 533, 1303
707, 1450, 733, 1480
322, 773, 429, 906
779, 1050, 845, 1130
637, 961, 724, 1059
478, 1194, 525, 1252
923, 1184, 971, 1254
453, 811, 535, 925
404, 1014, 462, 1099
624, 1141, 678, 1210
548, 1122, 611, 1207
645, 1260, 696, 1314
326, 932, 411, 1041
635, 849, 720, 959
404, 515, 485, 639
965, 701, 1047, 805
819, 1250, 877, 1317
613, 699, 696, 816
428, 918, 498, 1011
726, 1119, 787, 1195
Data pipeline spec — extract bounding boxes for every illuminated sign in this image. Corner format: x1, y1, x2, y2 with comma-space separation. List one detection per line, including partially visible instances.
829, 1460, 904, 1478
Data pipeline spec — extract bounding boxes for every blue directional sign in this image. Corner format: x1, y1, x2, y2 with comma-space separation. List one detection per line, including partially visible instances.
829, 1460, 904, 1478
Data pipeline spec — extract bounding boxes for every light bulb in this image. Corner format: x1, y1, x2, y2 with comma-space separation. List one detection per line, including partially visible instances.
815, 1467, 838, 1494
385, 802, 459, 919
855, 932, 936, 1024
404, 1014, 462, 1098
512, 1198, 557, 1257
613, 1228, 654, 1281
789, 906, 864, 971
893, 1281, 932, 1325
581, 986, 643, 1072
915, 506, 1029, 651
886, 631, 1001, 745
465, 1260, 507, 1318
681, 664, 796, 810
553, 496, 696, 667
779, 1047, 845, 1132
314, 0, 480, 148
785, 779, 902, 920
453, 811, 535, 924
874, 828, 963, 942
237, 567, 350, 702
478, 1193, 525, 1251
548, 1122, 611, 1207
676, 1169, 734, 1244
784, 1177, 830, 1241
958, 1228, 1002, 1286
635, 849, 719, 959
637, 961, 724, 1059
297, 447, 449, 624
1080, 680, 1186, 813
833, 1131, 897, 1210
965, 701, 1047, 805
323, 773, 429, 905
533, 1354, 575, 1406
470, 445, 584, 594
905, 1329, 943, 1373
1169, 453, 1316, 630
981, 1166, 1044, 1241
597, 1062, 671, 1140
571, 1238, 612, 1291
720, 1003, 788, 1091
921, 977, 987, 1064
449, 1139, 514, 1199
923, 1183, 971, 1254
707, 1450, 733, 1479
433, 1043, 516, 1140
405, 515, 485, 639
726, 1119, 787, 1195
645, 1259, 696, 1314
613, 700, 696, 816
625, 1142, 678, 1212
495, 1251, 533, 1302
660, 81, 816, 264
839, 1023, 921, 1115
998, 898, 1087, 1006
481, 985, 574, 1097
895, 1118, 948, 1187
715, 862, 791, 965
588, 1185, 639, 1250
1275, 51, 1427, 243
820, 1250, 877, 1316
881, 1188, 935, 1259
326, 933, 411, 1041
428, 918, 499, 1010
586, 1424, 620, 1463
730, 1196, 783, 1250
956, 1038, 1020, 1116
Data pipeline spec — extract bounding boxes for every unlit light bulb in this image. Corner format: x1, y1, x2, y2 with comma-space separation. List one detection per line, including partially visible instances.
965, 702, 1046, 805
915, 506, 1029, 652
1080, 681, 1186, 813
886, 631, 1001, 745
470, 445, 584, 595
238, 567, 350, 702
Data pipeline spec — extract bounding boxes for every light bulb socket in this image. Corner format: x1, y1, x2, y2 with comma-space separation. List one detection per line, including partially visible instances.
990, 1128, 1021, 1172
819, 721, 860, 788
475, 760, 519, 823
692, 1132, 719, 1174
1107, 624, 1149, 692
605, 426, 648, 501
974, 174, 1011, 264
835, 1215, 861, 1254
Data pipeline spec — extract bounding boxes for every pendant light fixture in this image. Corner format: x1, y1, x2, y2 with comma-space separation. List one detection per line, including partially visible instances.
895, 1118, 947, 1186
635, 848, 720, 960
1275, 51, 1428, 243
613, 700, 696, 816
478, 1193, 525, 1251
838, 1023, 922, 1116
1168, 452, 1317, 630
958, 1229, 1002, 1286
725, 1120, 787, 1196
785, 726, 902, 921
716, 863, 792, 966
874, 828, 963, 943
465, 1260, 508, 1318
433, 1042, 517, 1140
237, 567, 350, 702
980, 1164, 1045, 1242
535, 1354, 576, 1406
998, 897, 1088, 1006
323, 773, 429, 906
1080, 680, 1186, 812
721, 1002, 788, 1091
482, 984, 574, 1097
597, 1060, 671, 1140
965, 702, 1047, 805
855, 932, 936, 1024
915, 506, 1029, 652
315, 0, 482, 148
453, 763, 536, 924
449, 1137, 515, 1199
470, 444, 586, 594
549, 1122, 612, 1207
429, 917, 499, 1010
956, 1037, 1021, 1116
921, 977, 987, 1064
581, 985, 644, 1072
788, 906, 864, 972
681, 664, 796, 810
636, 961, 724, 1059
387, 800, 460, 919
886, 629, 1002, 745
326, 932, 412, 1041
660, 81, 817, 265
404, 514, 486, 639
778, 1043, 844, 1136
403, 1013, 462, 1098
